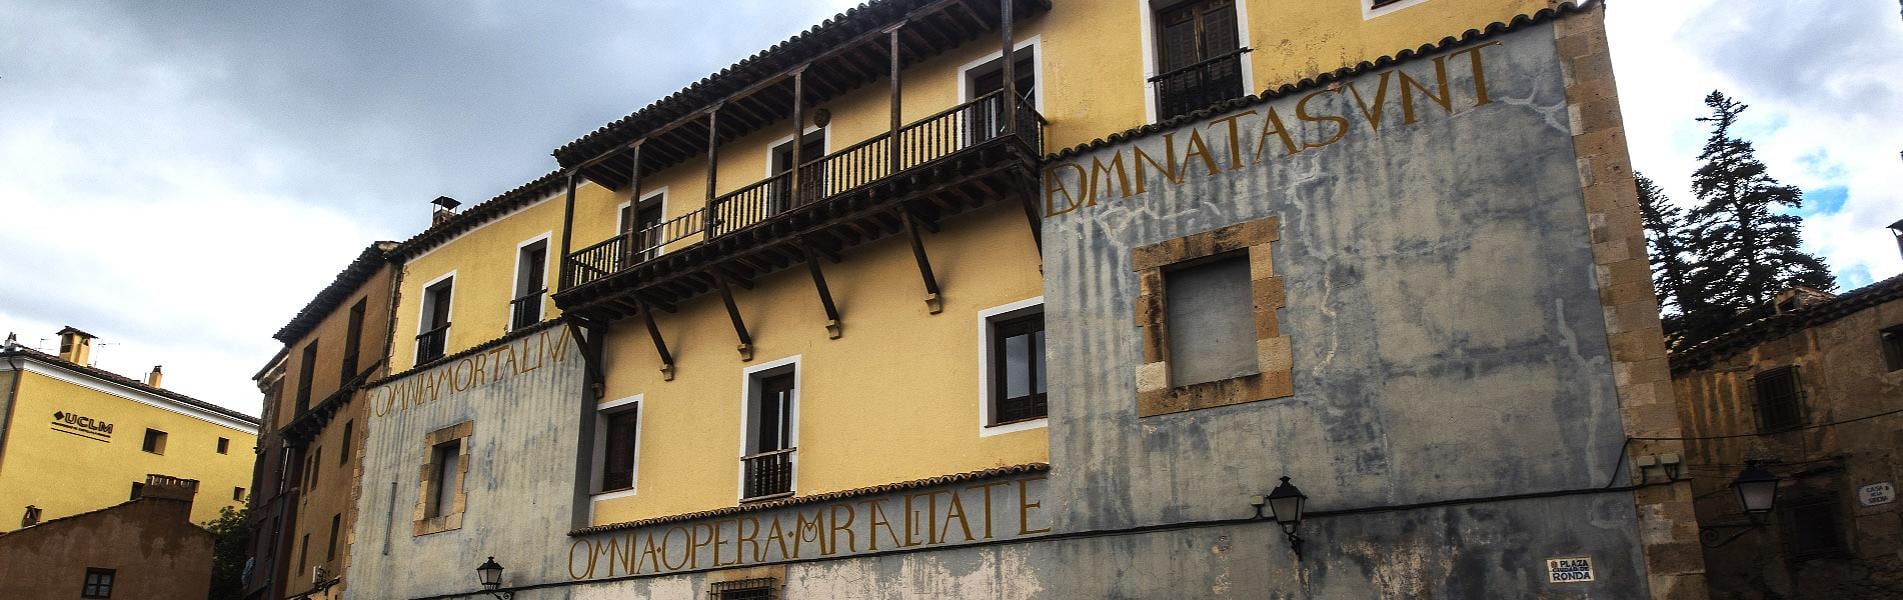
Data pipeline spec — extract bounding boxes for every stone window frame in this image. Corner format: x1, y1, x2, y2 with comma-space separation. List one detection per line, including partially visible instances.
1131, 216, 1292, 417
414, 420, 472, 536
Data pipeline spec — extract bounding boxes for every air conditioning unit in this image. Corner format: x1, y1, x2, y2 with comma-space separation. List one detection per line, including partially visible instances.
312, 565, 329, 585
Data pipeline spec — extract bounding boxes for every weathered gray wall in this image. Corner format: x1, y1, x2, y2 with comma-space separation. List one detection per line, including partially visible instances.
348, 327, 587, 600
1035, 19, 1645, 595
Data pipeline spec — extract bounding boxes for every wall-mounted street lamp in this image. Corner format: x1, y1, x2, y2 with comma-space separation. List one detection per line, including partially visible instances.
476, 556, 513, 599
1263, 476, 1308, 559
1701, 461, 1782, 548
1887, 218, 1903, 261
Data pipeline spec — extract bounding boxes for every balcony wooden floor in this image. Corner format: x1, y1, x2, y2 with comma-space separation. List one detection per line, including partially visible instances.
554, 99, 1042, 323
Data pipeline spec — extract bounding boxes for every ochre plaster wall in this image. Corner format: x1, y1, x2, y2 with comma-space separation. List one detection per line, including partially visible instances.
0, 370, 254, 528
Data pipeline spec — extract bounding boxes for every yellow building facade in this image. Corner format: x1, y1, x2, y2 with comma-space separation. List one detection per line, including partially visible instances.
1, 328, 258, 529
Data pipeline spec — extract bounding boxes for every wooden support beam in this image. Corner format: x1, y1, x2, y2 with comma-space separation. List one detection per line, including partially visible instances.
714, 272, 754, 361
1016, 190, 1042, 255
704, 105, 721, 238
1000, 0, 1016, 135
799, 243, 844, 339
888, 24, 904, 176
902, 210, 943, 314
558, 171, 579, 290
638, 303, 676, 381
900, 204, 940, 233
790, 67, 806, 206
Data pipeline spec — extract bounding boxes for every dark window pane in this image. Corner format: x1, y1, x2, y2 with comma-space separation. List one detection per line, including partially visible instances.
602, 410, 639, 491
1881, 326, 1903, 371
1753, 366, 1804, 432
1784, 494, 1847, 559
993, 313, 1048, 423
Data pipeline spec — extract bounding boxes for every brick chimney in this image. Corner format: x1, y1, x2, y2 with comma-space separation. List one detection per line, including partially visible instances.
139, 474, 199, 502
146, 365, 163, 388
55, 326, 95, 365
431, 196, 462, 226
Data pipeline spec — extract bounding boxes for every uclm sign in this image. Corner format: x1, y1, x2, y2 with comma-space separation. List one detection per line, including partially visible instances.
51, 410, 114, 440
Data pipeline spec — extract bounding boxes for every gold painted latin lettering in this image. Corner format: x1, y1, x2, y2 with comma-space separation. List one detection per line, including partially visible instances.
1018, 476, 1051, 535
765, 517, 791, 562
1346, 71, 1392, 131
689, 522, 715, 569
967, 480, 1011, 539
1180, 128, 1221, 177
1253, 107, 1300, 163
738, 516, 762, 563
1086, 153, 1132, 204
661, 526, 690, 571
1043, 162, 1086, 217
902, 492, 932, 547
941, 489, 975, 543
1399, 55, 1453, 124
1130, 134, 1180, 194
639, 530, 664, 574
1296, 90, 1349, 149
862, 499, 900, 550
712, 518, 733, 567
795, 509, 829, 557
469, 352, 488, 388
829, 503, 858, 555
569, 539, 594, 580
549, 325, 574, 363
1450, 41, 1500, 107
1207, 111, 1256, 170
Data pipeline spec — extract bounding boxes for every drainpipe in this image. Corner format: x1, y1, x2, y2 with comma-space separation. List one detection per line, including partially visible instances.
0, 350, 26, 481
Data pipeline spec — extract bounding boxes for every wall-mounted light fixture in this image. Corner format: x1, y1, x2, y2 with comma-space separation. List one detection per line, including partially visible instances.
1265, 476, 1308, 559
476, 556, 512, 599
1700, 461, 1782, 548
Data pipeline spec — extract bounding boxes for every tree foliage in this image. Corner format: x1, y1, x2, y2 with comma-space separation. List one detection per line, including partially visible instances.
205, 504, 250, 600
1639, 91, 1835, 348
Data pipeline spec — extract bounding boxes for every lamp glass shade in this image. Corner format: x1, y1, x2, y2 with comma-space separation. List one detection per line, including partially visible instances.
477, 556, 504, 589
1266, 476, 1307, 525
1732, 463, 1780, 515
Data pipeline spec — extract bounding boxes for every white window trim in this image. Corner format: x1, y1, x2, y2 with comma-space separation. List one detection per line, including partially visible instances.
737, 355, 801, 501
509, 232, 553, 329
414, 270, 457, 364
1136, 0, 1256, 124
977, 296, 1048, 437
764, 127, 830, 178
589, 395, 643, 509
1363, 0, 1428, 20
615, 186, 671, 233
956, 34, 1044, 112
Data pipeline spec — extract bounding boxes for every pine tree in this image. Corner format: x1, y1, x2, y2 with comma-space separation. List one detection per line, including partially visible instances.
1637, 172, 1702, 346
1685, 91, 1834, 315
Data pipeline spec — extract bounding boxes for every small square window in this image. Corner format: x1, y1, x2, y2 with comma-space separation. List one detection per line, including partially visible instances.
1132, 217, 1291, 417
129, 482, 144, 501
233, 487, 246, 501
427, 440, 462, 518
141, 429, 167, 454
711, 577, 777, 600
82, 567, 115, 598
216, 437, 230, 454
1163, 253, 1258, 386
1880, 325, 1903, 372
1783, 494, 1848, 560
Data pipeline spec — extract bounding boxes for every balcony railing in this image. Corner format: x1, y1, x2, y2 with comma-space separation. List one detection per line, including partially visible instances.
415, 324, 449, 364
741, 448, 795, 500
1151, 48, 1251, 121
509, 289, 545, 331
564, 91, 1043, 289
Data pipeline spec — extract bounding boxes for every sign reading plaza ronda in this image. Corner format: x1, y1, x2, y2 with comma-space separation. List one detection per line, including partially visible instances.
1043, 42, 1500, 216
369, 326, 572, 418
568, 474, 1050, 580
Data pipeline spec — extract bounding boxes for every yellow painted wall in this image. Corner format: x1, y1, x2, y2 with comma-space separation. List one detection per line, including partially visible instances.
278, 267, 396, 430
391, 192, 580, 369
590, 202, 1044, 524
0, 369, 256, 528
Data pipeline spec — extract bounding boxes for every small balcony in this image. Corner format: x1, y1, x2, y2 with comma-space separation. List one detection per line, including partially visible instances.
556, 93, 1043, 321
1152, 48, 1250, 121
509, 289, 545, 331
741, 448, 795, 501
415, 324, 449, 364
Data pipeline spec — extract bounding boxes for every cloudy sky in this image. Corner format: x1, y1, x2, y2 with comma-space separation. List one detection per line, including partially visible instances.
3, 0, 1899, 417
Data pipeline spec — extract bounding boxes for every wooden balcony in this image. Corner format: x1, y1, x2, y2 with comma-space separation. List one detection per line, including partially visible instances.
554, 93, 1043, 324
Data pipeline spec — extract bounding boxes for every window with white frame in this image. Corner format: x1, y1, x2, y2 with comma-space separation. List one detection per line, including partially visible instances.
741, 359, 798, 500
511, 239, 548, 331
619, 190, 667, 262
592, 397, 641, 494
416, 275, 454, 365
981, 299, 1048, 430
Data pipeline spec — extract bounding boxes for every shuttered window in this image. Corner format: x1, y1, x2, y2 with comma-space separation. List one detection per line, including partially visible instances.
1153, 0, 1245, 119
602, 409, 639, 492
1752, 366, 1805, 432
